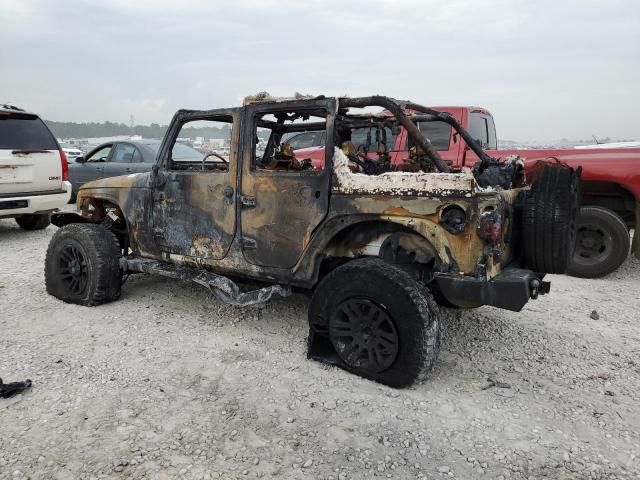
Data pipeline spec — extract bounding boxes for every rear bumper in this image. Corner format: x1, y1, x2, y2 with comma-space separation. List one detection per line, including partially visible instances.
435, 267, 550, 312
0, 182, 72, 218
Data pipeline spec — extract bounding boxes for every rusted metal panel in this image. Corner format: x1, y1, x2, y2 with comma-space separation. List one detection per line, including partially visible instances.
152, 170, 236, 260
238, 98, 337, 269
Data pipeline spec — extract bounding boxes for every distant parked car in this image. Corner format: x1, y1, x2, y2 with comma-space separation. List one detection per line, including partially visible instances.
68, 139, 203, 201
0, 104, 71, 230
59, 142, 83, 161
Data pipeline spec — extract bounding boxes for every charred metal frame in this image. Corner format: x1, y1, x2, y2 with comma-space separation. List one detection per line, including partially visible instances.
70, 94, 545, 311
338, 96, 498, 174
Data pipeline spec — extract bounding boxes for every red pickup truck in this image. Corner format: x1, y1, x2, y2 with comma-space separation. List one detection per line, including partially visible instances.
290, 106, 639, 278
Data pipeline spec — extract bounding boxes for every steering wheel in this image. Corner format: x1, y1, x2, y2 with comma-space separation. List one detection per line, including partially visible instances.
201, 152, 228, 171
347, 154, 380, 175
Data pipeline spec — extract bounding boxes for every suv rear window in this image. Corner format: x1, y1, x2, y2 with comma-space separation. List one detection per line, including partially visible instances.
0, 113, 58, 150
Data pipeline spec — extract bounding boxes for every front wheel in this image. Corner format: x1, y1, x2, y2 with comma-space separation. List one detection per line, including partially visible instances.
45, 223, 122, 306
308, 258, 440, 388
567, 206, 630, 278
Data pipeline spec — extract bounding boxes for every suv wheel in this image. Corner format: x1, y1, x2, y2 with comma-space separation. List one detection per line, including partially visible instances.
309, 257, 440, 388
15, 213, 50, 230
567, 206, 630, 278
45, 223, 122, 306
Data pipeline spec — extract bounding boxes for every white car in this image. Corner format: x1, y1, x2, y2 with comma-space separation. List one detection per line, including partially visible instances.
59, 141, 83, 161
0, 105, 72, 230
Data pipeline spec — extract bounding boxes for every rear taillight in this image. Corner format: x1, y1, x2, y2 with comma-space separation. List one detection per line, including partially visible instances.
478, 211, 502, 245
59, 149, 69, 181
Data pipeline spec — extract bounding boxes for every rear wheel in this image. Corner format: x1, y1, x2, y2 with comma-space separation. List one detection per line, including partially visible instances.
308, 258, 440, 388
567, 206, 630, 278
15, 213, 50, 230
45, 223, 122, 306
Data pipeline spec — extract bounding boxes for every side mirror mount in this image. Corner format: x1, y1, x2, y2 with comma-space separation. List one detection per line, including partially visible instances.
75, 156, 86, 163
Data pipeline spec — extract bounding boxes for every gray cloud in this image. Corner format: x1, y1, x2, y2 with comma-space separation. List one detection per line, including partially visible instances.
1, 0, 638, 141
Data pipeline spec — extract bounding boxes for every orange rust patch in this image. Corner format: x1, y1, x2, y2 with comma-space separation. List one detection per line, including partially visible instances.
190, 235, 226, 259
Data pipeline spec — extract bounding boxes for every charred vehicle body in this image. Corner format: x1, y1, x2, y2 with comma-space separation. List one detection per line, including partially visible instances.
45, 95, 580, 387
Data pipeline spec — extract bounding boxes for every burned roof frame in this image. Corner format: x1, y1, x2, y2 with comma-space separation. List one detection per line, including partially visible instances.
153, 96, 499, 176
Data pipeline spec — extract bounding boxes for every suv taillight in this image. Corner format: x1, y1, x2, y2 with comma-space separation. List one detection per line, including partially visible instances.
59, 149, 69, 181
478, 211, 502, 245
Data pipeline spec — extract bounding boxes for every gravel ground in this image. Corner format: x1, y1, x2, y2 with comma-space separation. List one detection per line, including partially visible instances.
1, 219, 639, 480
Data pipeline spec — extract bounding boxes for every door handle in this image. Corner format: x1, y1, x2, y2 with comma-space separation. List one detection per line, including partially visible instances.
223, 186, 234, 204
125, 167, 132, 172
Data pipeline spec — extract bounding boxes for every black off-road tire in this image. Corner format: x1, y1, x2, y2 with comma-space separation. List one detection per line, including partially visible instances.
567, 206, 630, 278
523, 164, 580, 273
15, 213, 50, 230
45, 223, 122, 306
308, 257, 440, 388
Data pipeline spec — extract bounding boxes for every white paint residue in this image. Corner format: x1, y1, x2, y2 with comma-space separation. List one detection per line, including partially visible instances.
332, 147, 478, 196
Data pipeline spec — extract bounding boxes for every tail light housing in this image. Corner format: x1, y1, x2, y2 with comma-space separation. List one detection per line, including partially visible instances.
59, 149, 69, 181
478, 210, 502, 245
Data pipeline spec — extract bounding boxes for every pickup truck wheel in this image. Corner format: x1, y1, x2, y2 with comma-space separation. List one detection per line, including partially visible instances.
15, 213, 50, 230
309, 257, 440, 388
567, 206, 630, 278
523, 163, 580, 273
45, 223, 122, 306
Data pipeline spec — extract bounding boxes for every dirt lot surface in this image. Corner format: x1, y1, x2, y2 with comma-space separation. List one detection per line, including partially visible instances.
1, 220, 639, 480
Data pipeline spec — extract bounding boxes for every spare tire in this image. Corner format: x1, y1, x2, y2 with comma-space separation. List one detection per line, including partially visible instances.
523, 163, 580, 273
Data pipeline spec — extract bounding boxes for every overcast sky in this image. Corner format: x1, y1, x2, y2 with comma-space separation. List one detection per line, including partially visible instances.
1, 0, 638, 141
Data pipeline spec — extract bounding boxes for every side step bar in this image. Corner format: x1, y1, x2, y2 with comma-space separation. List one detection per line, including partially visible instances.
119, 257, 291, 307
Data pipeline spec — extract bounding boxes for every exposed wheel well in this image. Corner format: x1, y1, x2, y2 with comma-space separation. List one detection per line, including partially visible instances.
581, 181, 636, 228
71, 197, 130, 253
318, 220, 440, 283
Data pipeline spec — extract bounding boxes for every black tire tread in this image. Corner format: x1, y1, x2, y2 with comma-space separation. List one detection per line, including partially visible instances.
523, 165, 578, 273
310, 257, 440, 388
45, 223, 122, 306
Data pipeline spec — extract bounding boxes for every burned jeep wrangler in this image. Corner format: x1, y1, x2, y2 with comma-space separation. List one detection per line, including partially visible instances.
45, 94, 579, 387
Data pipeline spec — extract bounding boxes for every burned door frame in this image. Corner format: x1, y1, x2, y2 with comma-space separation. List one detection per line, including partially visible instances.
151, 108, 240, 263
239, 98, 337, 269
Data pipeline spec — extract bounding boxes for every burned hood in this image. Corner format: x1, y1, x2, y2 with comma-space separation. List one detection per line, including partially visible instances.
79, 172, 150, 192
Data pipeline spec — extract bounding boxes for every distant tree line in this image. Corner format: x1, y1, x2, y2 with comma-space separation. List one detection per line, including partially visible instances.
45, 120, 233, 140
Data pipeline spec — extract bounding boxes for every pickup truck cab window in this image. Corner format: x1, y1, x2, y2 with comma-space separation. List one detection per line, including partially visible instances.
285, 131, 324, 150
416, 121, 451, 150
350, 126, 400, 152
469, 112, 497, 150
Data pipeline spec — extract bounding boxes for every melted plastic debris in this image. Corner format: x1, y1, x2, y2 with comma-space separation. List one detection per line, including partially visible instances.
332, 148, 480, 197
473, 154, 525, 189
